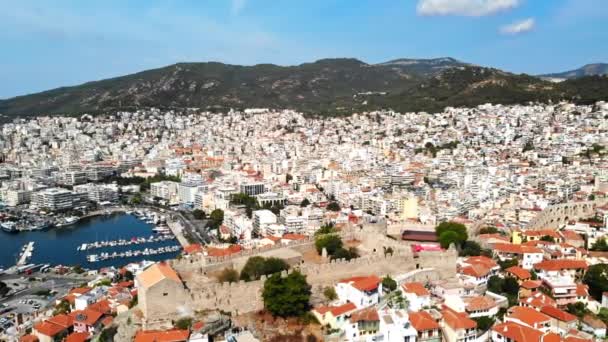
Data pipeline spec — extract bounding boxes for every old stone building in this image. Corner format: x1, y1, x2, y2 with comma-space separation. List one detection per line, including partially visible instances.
137, 262, 190, 329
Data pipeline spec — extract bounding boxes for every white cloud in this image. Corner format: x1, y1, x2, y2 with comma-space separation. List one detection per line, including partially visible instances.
500, 18, 535, 35
417, 0, 521, 16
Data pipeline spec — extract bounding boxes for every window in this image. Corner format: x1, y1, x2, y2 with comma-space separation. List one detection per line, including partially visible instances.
163, 292, 168, 296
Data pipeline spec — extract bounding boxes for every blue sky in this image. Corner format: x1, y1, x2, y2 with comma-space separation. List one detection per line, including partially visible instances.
0, 0, 607, 99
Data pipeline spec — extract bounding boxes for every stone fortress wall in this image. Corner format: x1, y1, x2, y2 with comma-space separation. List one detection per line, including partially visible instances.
168, 226, 457, 315
525, 199, 606, 230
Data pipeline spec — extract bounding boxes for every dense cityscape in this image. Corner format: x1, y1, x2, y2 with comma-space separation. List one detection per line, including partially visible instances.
0, 102, 607, 341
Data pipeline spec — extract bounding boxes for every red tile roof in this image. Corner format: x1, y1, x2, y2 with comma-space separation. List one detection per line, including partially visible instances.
206, 244, 242, 257
507, 306, 551, 326
533, 259, 588, 271
350, 307, 380, 323
46, 314, 73, 329
494, 243, 542, 254
183, 244, 203, 254
442, 307, 476, 330
20, 335, 39, 342
402, 282, 430, 296
521, 280, 542, 289
461, 264, 491, 278
464, 255, 498, 268
576, 284, 589, 297
540, 306, 577, 323
282, 233, 307, 241
339, 275, 381, 291
69, 287, 92, 296
409, 311, 440, 331
314, 302, 357, 317
492, 321, 543, 342
506, 266, 531, 280
65, 332, 90, 342
69, 309, 104, 326
464, 296, 497, 312
87, 299, 112, 314
34, 321, 66, 337
520, 292, 556, 308
134, 329, 190, 342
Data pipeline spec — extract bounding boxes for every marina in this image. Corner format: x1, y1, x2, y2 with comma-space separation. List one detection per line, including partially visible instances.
77, 234, 176, 251
86, 245, 181, 263
0, 212, 182, 269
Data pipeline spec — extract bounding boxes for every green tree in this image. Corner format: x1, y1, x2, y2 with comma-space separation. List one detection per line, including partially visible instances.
174, 317, 193, 330
315, 234, 343, 255
460, 240, 482, 256
326, 202, 341, 212
540, 235, 555, 243
332, 247, 359, 261
323, 286, 337, 302
435, 222, 468, 241
438, 231, 460, 249
498, 259, 519, 270
192, 209, 206, 220
502, 277, 520, 296
487, 276, 504, 294
314, 223, 337, 236
208, 209, 224, 229
53, 299, 71, 315
240, 257, 289, 281
473, 316, 495, 332
263, 271, 311, 317
591, 238, 608, 252
130, 193, 143, 205
584, 264, 608, 300
217, 268, 240, 283
99, 326, 118, 342
566, 302, 589, 318
300, 198, 311, 207
382, 276, 397, 292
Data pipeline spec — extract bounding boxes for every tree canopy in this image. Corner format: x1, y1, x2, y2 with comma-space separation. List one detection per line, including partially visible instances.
208, 209, 224, 230
315, 234, 343, 255
435, 221, 468, 241
459, 240, 482, 257
240, 256, 290, 281
382, 276, 397, 292
326, 202, 341, 212
438, 230, 460, 249
263, 271, 311, 317
584, 264, 608, 300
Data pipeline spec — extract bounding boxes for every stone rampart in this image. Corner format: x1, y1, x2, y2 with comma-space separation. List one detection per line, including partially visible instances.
526, 199, 606, 230
182, 247, 457, 314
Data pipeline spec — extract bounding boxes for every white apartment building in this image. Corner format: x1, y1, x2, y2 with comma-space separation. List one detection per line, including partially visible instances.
31, 188, 88, 211
252, 209, 277, 236
150, 181, 179, 201
73, 183, 119, 203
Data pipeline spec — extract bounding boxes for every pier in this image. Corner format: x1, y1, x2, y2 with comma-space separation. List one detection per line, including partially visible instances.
86, 245, 181, 263
16, 242, 35, 266
167, 220, 190, 248
76, 235, 176, 251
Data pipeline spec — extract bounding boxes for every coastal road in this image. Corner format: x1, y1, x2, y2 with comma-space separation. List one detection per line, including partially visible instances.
170, 211, 215, 245
0, 275, 89, 305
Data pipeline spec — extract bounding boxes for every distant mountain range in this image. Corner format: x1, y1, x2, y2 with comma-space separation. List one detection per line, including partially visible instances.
540, 63, 608, 80
1, 58, 607, 119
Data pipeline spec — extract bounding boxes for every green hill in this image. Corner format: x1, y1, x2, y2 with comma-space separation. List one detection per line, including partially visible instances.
1, 58, 607, 119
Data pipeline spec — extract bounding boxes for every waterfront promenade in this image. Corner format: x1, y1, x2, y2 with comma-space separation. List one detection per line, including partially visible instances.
167, 220, 189, 248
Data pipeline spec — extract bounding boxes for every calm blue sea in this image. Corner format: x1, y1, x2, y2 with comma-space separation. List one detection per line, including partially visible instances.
0, 214, 181, 269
